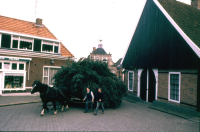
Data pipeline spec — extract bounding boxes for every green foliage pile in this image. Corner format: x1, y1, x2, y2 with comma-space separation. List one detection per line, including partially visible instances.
54, 59, 127, 108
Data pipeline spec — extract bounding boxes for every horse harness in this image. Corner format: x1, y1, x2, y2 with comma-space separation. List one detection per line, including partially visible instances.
41, 86, 93, 104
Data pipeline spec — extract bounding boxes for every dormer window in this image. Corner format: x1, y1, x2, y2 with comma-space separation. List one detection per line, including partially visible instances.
11, 36, 33, 50
42, 41, 53, 52
0, 33, 60, 54
42, 41, 59, 53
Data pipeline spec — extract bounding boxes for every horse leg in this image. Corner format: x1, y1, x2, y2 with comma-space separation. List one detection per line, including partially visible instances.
61, 100, 65, 112
41, 102, 47, 116
41, 108, 45, 116
66, 101, 69, 110
53, 101, 57, 115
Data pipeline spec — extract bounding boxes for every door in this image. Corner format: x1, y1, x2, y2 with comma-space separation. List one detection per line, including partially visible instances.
140, 68, 147, 101
148, 69, 156, 102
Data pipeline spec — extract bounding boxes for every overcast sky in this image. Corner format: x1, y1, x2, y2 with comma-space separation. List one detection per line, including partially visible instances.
0, 0, 191, 62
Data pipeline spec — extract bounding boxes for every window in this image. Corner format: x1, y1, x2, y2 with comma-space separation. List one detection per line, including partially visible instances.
54, 43, 59, 53
19, 37, 33, 50
43, 67, 60, 86
4, 74, 24, 89
103, 57, 107, 63
12, 36, 33, 50
42, 41, 53, 52
12, 63, 17, 70
19, 64, 24, 70
168, 72, 180, 103
33, 39, 41, 51
95, 57, 100, 61
12, 36, 18, 48
0, 62, 2, 69
128, 71, 134, 91
42, 41, 59, 53
4, 62, 10, 70
1, 34, 11, 48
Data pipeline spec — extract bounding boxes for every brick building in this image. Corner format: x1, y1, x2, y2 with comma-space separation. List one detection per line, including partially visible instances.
121, 0, 200, 111
0, 16, 74, 95
89, 39, 117, 74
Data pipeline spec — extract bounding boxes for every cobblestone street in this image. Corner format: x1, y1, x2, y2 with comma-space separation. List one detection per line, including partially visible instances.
0, 96, 199, 131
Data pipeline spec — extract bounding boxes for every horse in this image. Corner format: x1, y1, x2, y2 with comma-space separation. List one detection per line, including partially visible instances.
31, 80, 71, 116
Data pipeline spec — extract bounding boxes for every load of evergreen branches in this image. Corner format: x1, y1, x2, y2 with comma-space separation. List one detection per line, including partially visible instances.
53, 59, 127, 108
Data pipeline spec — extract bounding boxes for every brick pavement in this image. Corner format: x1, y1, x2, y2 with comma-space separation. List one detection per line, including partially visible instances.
0, 96, 199, 131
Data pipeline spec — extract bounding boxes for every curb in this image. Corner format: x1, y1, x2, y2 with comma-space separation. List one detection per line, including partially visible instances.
0, 101, 41, 107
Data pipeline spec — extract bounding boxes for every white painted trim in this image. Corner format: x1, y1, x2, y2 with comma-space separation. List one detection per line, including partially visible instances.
120, 0, 147, 66
137, 69, 143, 97
2, 71, 26, 90
0, 72, 2, 95
128, 71, 134, 91
154, 0, 200, 58
43, 66, 61, 86
11, 35, 13, 49
152, 69, 158, 100
0, 49, 75, 60
0, 56, 32, 61
168, 72, 181, 103
0, 30, 62, 43
0, 34, 1, 48
146, 69, 149, 102
28, 61, 30, 80
25, 87, 33, 89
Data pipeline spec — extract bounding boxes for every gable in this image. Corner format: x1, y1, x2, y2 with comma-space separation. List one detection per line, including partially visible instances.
122, 0, 199, 69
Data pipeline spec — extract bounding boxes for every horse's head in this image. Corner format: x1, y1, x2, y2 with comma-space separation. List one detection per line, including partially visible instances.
31, 80, 42, 94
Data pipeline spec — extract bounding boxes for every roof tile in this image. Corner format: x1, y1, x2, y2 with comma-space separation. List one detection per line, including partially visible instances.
158, 0, 200, 48
0, 15, 74, 57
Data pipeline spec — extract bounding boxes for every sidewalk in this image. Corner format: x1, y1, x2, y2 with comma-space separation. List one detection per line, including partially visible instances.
0, 93, 41, 106
123, 94, 200, 123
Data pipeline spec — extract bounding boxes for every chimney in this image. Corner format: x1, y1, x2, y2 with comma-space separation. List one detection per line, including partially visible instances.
36, 18, 43, 26
191, 0, 200, 9
93, 47, 96, 51
98, 44, 103, 48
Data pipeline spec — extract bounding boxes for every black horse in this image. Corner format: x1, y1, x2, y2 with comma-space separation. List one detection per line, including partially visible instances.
31, 80, 71, 116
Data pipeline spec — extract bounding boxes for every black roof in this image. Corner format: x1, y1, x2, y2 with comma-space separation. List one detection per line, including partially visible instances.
92, 48, 107, 55
115, 58, 122, 66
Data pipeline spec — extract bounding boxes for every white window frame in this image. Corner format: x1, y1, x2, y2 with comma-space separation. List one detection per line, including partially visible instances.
0, 34, 2, 48
102, 57, 107, 63
94, 56, 100, 61
43, 66, 61, 87
0, 60, 26, 91
41, 41, 60, 53
11, 35, 34, 51
0, 61, 25, 71
168, 72, 181, 103
128, 71, 134, 91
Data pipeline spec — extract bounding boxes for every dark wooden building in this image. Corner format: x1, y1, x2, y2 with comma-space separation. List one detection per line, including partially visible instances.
122, 0, 200, 111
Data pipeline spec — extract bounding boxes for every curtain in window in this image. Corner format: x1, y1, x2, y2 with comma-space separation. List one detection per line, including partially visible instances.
129, 72, 133, 90
49, 68, 59, 85
43, 41, 53, 45
43, 68, 48, 85
44, 68, 48, 76
170, 74, 179, 101
20, 38, 33, 43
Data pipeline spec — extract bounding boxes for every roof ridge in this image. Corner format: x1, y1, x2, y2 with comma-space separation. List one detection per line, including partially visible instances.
42, 25, 58, 40
0, 15, 35, 25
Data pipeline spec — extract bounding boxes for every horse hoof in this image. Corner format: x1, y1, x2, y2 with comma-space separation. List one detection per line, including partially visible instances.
66, 105, 69, 110
41, 109, 45, 115
61, 105, 64, 112
54, 110, 57, 115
